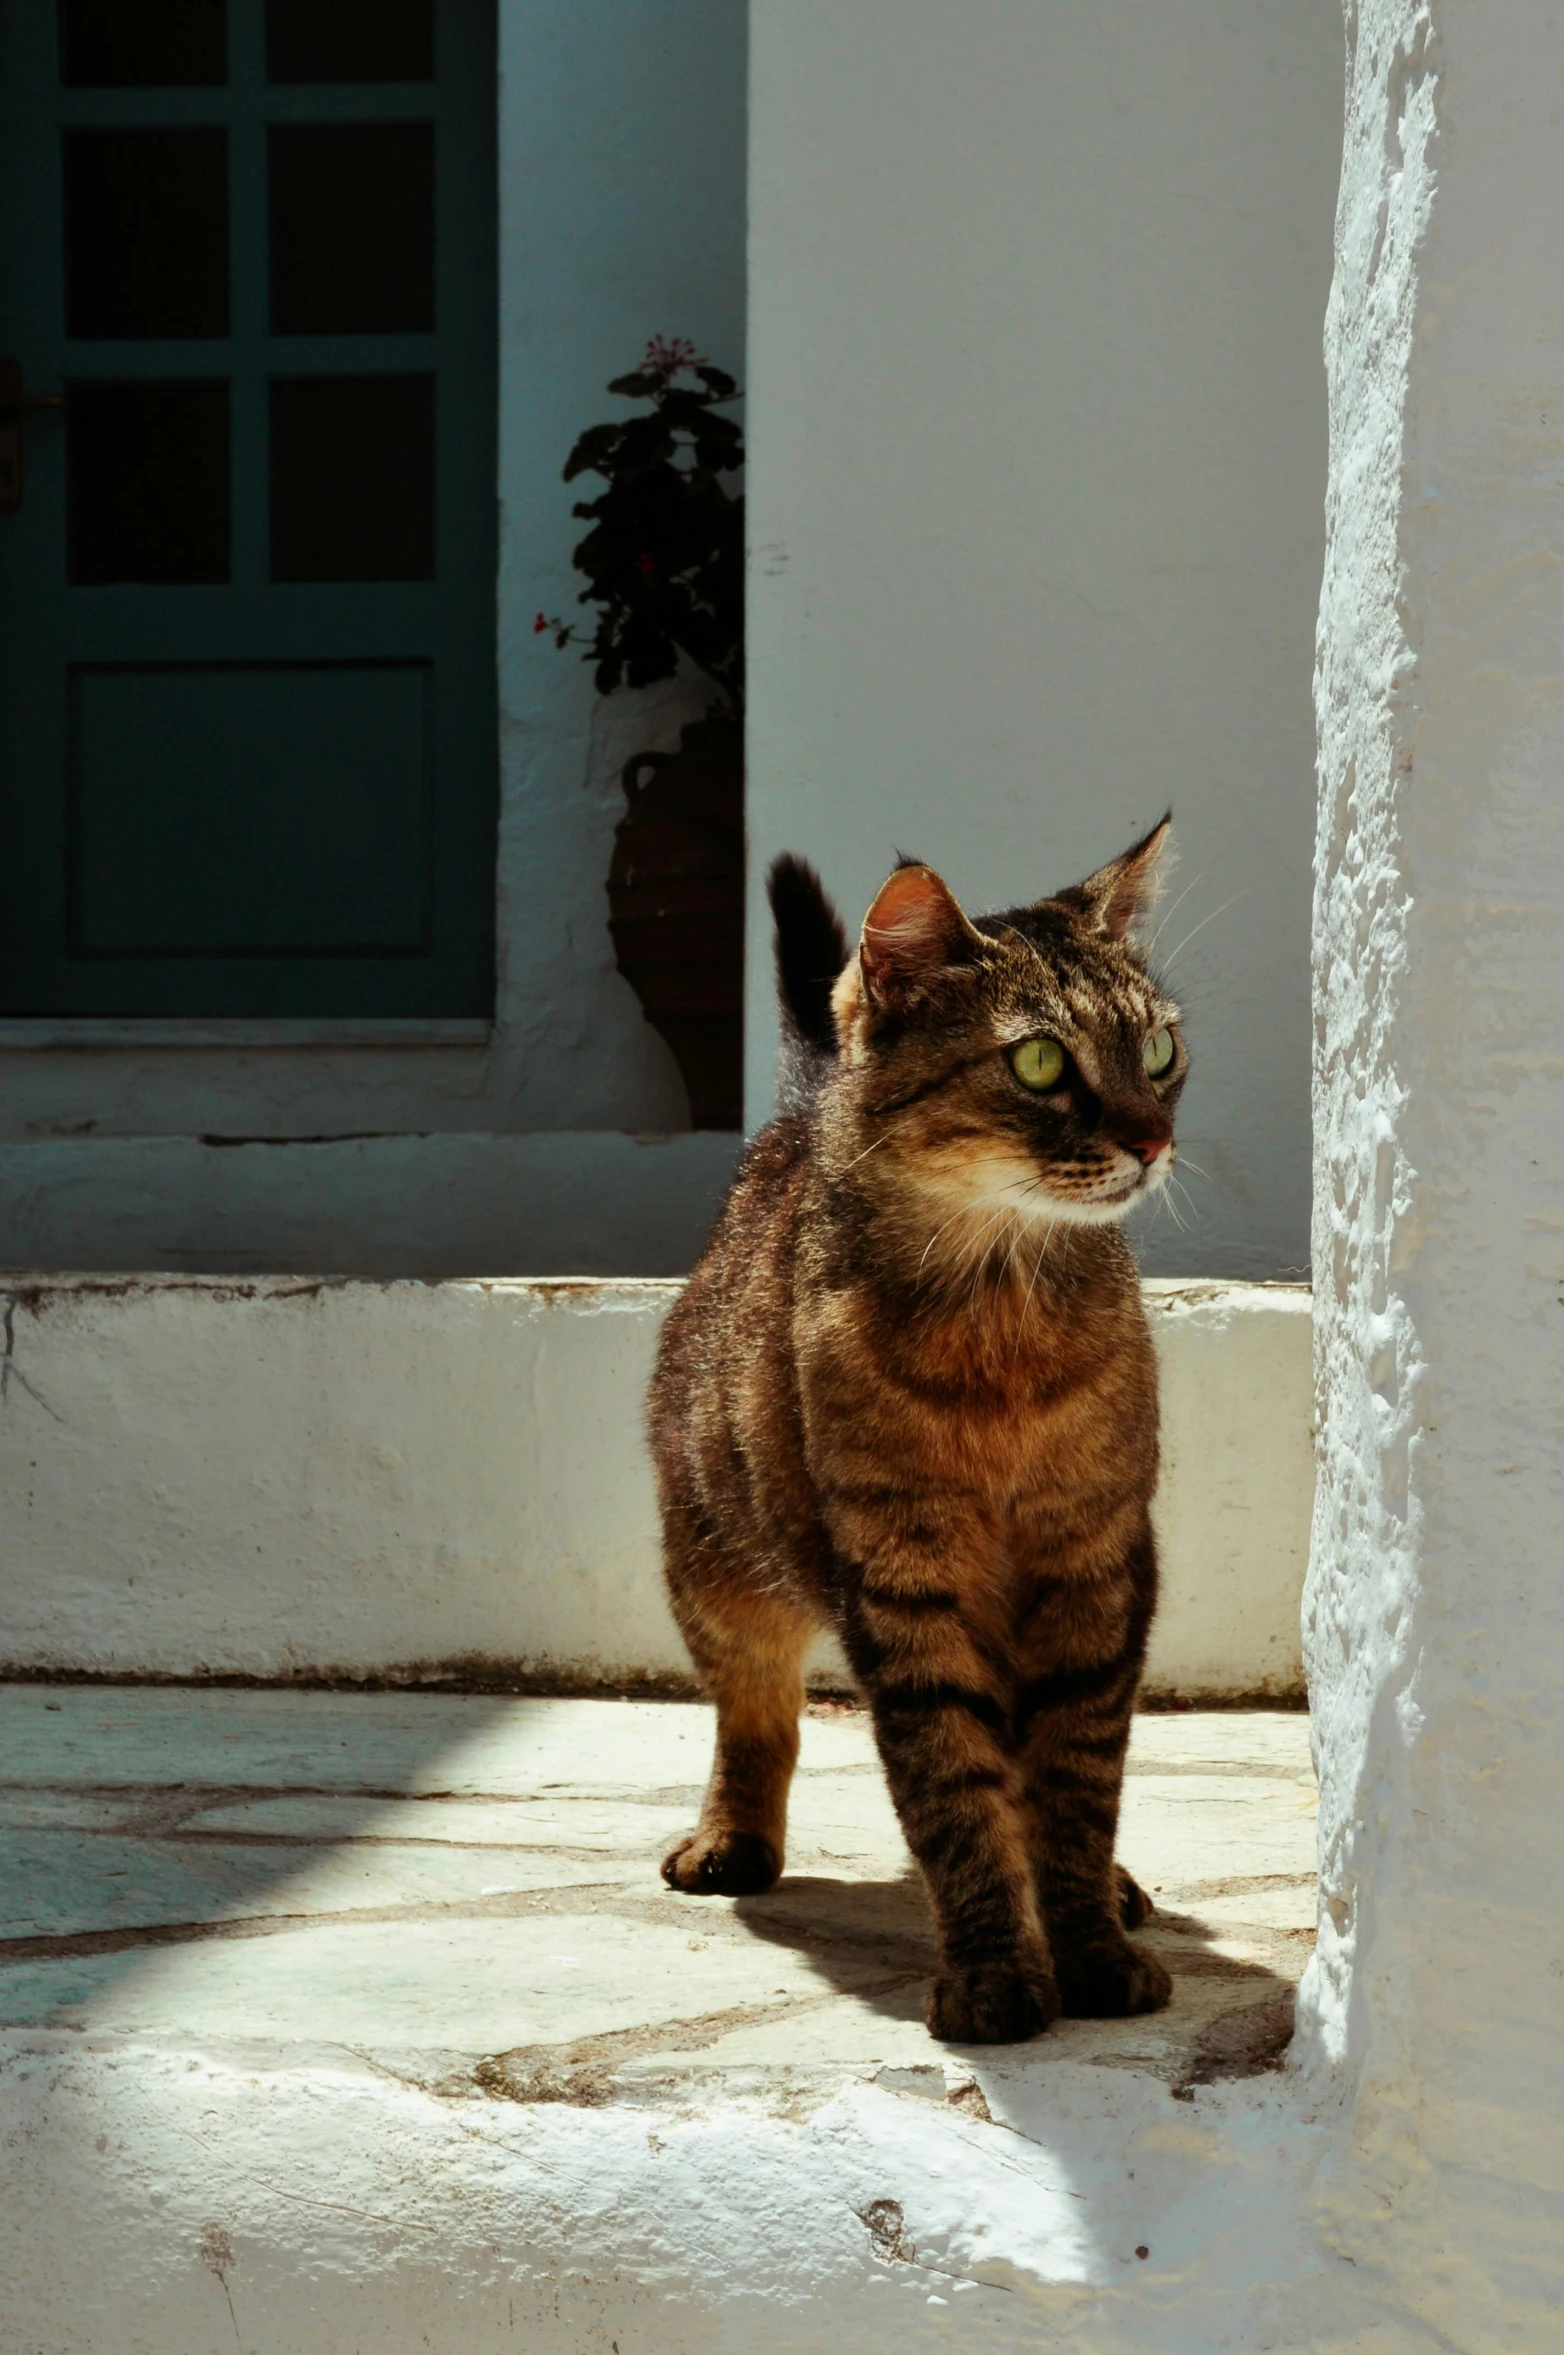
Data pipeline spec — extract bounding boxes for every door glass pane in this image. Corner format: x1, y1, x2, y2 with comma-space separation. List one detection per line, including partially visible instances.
266, 0, 433, 84
270, 375, 433, 582
64, 129, 228, 339
68, 380, 230, 583
60, 0, 226, 86
269, 125, 433, 335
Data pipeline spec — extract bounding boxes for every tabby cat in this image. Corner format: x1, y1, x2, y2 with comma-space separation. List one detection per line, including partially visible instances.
648, 822, 1186, 2043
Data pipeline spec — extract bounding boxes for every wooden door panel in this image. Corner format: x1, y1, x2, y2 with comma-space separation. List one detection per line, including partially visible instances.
0, 0, 495, 1019
69, 661, 430, 956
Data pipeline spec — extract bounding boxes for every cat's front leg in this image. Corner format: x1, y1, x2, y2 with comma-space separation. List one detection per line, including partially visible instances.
870, 1677, 1060, 2043
1013, 1533, 1172, 2020
831, 1515, 1059, 2043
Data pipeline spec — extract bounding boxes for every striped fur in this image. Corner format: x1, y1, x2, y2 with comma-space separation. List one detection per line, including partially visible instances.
650, 825, 1185, 2043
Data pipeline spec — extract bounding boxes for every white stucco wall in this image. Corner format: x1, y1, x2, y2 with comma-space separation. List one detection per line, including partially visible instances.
0, 0, 748, 1276
746, 0, 1342, 1279
1300, 2, 1564, 2343
0, 1276, 1312, 1700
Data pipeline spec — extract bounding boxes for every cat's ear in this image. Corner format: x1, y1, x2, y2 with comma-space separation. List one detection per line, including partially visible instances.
832, 863, 982, 1050
1064, 815, 1173, 943
855, 863, 983, 1006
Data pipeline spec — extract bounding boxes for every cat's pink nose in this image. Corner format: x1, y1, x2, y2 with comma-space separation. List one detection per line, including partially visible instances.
1122, 1136, 1170, 1168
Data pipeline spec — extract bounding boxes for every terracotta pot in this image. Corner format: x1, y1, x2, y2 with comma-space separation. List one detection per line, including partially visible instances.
607, 711, 744, 1130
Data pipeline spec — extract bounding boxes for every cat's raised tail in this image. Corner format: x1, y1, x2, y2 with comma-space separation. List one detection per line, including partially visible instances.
768, 853, 849, 1110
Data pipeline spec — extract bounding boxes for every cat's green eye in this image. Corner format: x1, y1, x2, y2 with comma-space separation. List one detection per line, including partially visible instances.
1010, 1036, 1066, 1092
1143, 1026, 1177, 1079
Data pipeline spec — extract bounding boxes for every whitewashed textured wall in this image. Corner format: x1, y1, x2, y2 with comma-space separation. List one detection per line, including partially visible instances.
1301, 1, 1564, 2343
747, 0, 1343, 1279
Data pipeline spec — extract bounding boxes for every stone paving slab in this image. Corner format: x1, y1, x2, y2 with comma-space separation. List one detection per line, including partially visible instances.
0, 1685, 1315, 2098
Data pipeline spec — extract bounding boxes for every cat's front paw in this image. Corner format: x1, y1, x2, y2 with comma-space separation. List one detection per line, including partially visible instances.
1056, 1936, 1172, 2018
926, 1960, 1061, 2045
660, 1827, 781, 1895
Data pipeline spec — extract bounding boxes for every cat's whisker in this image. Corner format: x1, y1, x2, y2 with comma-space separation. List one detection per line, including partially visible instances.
916, 1198, 993, 1278
1146, 871, 1205, 957
1160, 894, 1242, 974
953, 1198, 1019, 1261
986, 1215, 1023, 1289
978, 1186, 1048, 1298
999, 1191, 1045, 1268
1144, 1184, 1181, 1236
951, 1220, 999, 1292
919, 1183, 1036, 1286
841, 1115, 917, 1174
1011, 1219, 1060, 1358
921, 1197, 1014, 1290
958, 1222, 999, 1314
1173, 1154, 1211, 1181
969, 1204, 1024, 1297
991, 1181, 1058, 1296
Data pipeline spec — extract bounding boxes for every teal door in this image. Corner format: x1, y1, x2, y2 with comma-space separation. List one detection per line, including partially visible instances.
0, 0, 496, 1017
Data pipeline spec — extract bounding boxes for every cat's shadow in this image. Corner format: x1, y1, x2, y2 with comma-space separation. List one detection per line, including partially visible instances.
728, 1870, 933, 2026
730, 1868, 1304, 2053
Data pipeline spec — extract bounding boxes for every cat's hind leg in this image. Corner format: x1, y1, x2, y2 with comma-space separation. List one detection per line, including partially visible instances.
661, 1531, 814, 1897
1115, 1862, 1153, 1929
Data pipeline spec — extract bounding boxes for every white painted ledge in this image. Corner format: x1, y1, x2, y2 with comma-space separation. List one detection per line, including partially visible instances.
0, 1273, 1312, 1697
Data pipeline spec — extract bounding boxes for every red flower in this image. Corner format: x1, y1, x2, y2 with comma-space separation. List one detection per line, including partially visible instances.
533, 611, 548, 633
644, 334, 701, 382
634, 552, 657, 575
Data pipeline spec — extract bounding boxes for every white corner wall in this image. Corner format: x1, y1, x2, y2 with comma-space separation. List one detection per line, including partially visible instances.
1302, 1, 1564, 2343
0, 1276, 1311, 1700
747, 0, 1342, 1279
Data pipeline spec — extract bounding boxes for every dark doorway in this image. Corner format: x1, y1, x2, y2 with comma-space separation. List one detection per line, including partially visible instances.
0, 0, 497, 1017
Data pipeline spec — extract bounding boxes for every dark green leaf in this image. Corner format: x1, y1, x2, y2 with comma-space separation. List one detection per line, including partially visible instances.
563, 422, 624, 483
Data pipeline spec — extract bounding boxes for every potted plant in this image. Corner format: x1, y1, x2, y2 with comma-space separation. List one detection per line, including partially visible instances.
538, 336, 744, 1130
